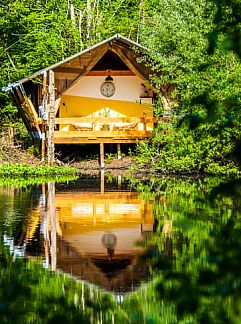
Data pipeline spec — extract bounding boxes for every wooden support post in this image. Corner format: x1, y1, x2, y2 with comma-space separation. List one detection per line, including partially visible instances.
117, 143, 121, 160
118, 175, 122, 189
101, 169, 105, 194
47, 70, 55, 165
41, 124, 46, 162
100, 142, 105, 168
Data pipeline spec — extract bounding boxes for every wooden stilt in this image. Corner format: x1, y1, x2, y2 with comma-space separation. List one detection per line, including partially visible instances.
101, 169, 105, 194
100, 142, 105, 168
118, 175, 122, 189
117, 143, 121, 160
47, 70, 55, 165
41, 124, 46, 162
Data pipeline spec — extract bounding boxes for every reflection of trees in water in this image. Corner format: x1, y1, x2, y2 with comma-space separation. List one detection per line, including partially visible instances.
128, 176, 241, 322
3, 176, 241, 321
0, 186, 41, 245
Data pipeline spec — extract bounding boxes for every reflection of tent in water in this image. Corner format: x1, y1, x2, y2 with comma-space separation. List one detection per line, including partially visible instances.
56, 190, 153, 292
20, 179, 154, 292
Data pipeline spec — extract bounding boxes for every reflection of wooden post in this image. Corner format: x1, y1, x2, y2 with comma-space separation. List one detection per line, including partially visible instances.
143, 112, 147, 132
93, 202, 96, 226
48, 70, 55, 165
41, 182, 49, 268
48, 182, 56, 271
101, 169, 105, 194
105, 202, 110, 222
100, 143, 105, 168
42, 182, 46, 196
117, 144, 121, 160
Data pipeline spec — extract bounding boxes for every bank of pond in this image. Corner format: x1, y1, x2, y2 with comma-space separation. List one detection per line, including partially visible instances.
0, 163, 78, 178
1, 173, 241, 323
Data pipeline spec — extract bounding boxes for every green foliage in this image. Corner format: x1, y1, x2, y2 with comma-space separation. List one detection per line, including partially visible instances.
0, 163, 78, 178
0, 245, 121, 323
0, 175, 78, 187
105, 152, 125, 164
27, 145, 40, 157
134, 0, 241, 175
124, 175, 241, 323
135, 120, 241, 175
105, 152, 117, 164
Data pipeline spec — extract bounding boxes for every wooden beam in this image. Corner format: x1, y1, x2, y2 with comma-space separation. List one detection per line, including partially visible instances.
111, 45, 147, 81
15, 86, 41, 136
54, 67, 83, 74
12, 90, 32, 131
61, 44, 109, 95
54, 137, 141, 144
47, 70, 55, 165
54, 130, 150, 137
39, 116, 169, 125
26, 97, 40, 121
87, 70, 134, 76
54, 98, 61, 116
54, 117, 157, 124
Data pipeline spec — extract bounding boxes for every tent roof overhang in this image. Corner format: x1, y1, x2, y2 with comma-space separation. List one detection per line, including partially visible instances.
3, 34, 149, 92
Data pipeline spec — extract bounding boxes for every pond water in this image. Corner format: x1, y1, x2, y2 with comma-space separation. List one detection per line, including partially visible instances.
1, 172, 153, 293
1, 174, 241, 323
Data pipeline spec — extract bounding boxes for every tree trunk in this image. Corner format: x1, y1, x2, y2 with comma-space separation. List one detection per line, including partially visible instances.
70, 3, 75, 25
79, 10, 83, 49
47, 70, 55, 165
86, 0, 92, 40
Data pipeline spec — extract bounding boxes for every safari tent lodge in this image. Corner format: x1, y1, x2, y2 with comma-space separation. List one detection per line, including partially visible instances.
5, 34, 168, 165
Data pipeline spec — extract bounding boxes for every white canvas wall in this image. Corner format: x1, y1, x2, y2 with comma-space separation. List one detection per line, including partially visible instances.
64, 76, 145, 102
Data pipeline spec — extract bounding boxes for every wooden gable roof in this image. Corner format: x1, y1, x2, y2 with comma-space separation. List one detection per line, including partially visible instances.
4, 34, 151, 95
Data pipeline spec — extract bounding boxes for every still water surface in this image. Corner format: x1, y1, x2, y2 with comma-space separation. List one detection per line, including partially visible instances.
1, 174, 241, 323
1, 172, 154, 293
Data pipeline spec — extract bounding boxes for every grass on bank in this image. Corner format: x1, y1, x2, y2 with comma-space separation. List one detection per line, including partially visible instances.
0, 163, 79, 178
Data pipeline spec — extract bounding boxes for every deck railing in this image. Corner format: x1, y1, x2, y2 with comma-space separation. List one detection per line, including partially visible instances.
38, 116, 169, 143
54, 116, 167, 130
